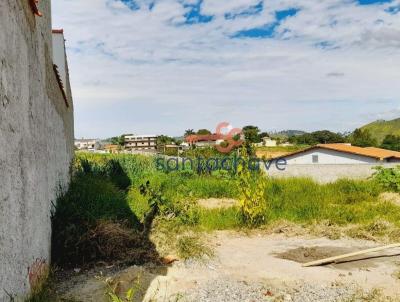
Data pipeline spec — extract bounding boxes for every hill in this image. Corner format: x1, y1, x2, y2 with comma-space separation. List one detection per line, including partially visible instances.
361, 118, 400, 143
270, 130, 306, 138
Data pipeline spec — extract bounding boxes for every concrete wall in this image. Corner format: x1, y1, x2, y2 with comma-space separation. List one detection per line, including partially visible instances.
266, 163, 399, 183
285, 148, 378, 164
0, 0, 74, 300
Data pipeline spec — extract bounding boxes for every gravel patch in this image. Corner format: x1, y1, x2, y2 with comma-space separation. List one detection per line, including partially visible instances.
289, 283, 358, 302
181, 278, 269, 302
176, 278, 358, 302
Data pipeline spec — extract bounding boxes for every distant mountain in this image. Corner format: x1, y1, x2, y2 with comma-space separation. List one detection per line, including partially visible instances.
270, 130, 307, 138
361, 118, 400, 143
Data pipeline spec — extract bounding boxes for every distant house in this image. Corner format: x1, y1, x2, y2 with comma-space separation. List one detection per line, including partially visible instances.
104, 144, 120, 154
254, 136, 278, 147
278, 144, 400, 164
125, 134, 157, 152
180, 142, 190, 149
75, 139, 99, 151
185, 134, 224, 148
262, 137, 277, 147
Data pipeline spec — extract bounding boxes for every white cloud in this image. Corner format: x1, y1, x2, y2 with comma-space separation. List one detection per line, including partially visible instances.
52, 0, 400, 138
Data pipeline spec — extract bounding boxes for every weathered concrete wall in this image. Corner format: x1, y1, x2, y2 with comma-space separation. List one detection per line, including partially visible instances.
0, 0, 74, 300
266, 163, 399, 183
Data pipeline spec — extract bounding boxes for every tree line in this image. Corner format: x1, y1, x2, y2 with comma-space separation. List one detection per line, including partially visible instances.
107, 126, 400, 152
288, 128, 400, 151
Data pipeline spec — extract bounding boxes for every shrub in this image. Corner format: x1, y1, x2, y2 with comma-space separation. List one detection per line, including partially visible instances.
373, 166, 400, 192
236, 148, 268, 226
171, 199, 200, 226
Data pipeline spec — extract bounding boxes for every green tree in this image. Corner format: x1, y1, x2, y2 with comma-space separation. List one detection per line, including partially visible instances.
157, 135, 175, 146
197, 129, 212, 135
381, 135, 400, 151
259, 131, 269, 139
243, 125, 261, 143
110, 135, 125, 146
350, 128, 377, 147
289, 130, 345, 145
311, 130, 345, 144
184, 129, 195, 137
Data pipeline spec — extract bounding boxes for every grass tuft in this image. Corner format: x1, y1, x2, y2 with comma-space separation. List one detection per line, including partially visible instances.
177, 234, 214, 260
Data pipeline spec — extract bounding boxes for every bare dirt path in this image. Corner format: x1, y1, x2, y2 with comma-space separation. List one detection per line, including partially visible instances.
57, 231, 400, 302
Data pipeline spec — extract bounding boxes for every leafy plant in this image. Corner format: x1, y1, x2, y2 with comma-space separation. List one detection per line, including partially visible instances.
236, 147, 268, 226
373, 166, 400, 192
173, 199, 200, 226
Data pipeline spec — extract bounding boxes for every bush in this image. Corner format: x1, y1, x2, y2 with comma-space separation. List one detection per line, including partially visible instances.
373, 166, 400, 192
236, 148, 268, 226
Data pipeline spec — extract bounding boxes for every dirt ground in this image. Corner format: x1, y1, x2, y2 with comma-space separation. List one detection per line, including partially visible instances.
56, 231, 400, 302
196, 198, 238, 209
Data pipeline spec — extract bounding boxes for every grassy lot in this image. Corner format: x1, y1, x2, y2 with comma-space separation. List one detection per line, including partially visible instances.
39, 152, 400, 301
51, 153, 400, 268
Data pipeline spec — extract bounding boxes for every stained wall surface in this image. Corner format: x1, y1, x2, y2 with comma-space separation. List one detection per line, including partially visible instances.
0, 1, 74, 300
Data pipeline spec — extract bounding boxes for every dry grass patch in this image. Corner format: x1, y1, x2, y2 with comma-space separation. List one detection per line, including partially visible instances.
177, 234, 214, 260
380, 192, 400, 207
76, 221, 159, 266
197, 198, 238, 209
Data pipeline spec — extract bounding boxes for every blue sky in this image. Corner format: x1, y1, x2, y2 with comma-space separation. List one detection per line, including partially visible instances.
52, 0, 400, 138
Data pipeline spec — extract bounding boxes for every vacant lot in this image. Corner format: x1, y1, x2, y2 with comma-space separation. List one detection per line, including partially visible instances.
32, 153, 400, 302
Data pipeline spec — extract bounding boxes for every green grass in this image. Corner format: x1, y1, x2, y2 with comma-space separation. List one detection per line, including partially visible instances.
72, 153, 400, 233
263, 177, 392, 225
198, 207, 241, 230
191, 177, 400, 233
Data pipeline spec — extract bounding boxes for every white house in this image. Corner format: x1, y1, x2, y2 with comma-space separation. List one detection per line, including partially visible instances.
75, 139, 100, 151
262, 137, 277, 147
279, 144, 400, 164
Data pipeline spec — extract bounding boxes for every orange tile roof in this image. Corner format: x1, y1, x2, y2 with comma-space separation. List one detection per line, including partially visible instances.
105, 144, 119, 149
364, 147, 400, 159
185, 134, 224, 143
277, 143, 400, 160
